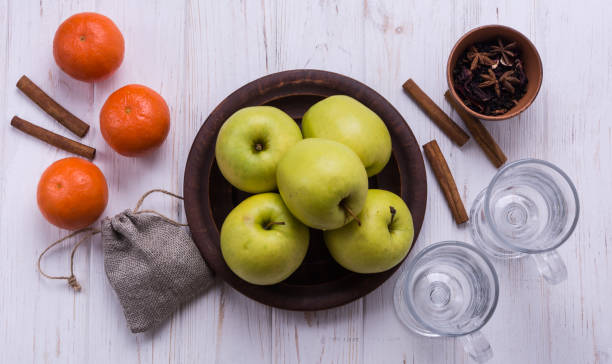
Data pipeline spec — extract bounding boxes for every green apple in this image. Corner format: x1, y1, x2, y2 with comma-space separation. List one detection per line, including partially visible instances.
301, 95, 392, 177
215, 106, 302, 193
324, 189, 414, 273
220, 193, 309, 285
276, 138, 368, 230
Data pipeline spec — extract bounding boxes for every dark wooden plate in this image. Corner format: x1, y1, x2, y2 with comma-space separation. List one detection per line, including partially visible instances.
184, 69, 427, 310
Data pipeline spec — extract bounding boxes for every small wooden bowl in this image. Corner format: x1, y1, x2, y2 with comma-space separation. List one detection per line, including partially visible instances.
184, 70, 427, 310
447, 25, 543, 121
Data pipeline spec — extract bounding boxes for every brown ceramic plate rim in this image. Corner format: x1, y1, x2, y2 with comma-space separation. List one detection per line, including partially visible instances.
446, 24, 543, 121
183, 69, 427, 310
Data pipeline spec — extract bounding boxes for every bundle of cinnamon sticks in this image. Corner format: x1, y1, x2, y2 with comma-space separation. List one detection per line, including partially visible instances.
403, 78, 508, 224
11, 75, 95, 159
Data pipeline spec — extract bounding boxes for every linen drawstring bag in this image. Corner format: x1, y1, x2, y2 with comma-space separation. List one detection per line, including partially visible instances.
37, 189, 214, 333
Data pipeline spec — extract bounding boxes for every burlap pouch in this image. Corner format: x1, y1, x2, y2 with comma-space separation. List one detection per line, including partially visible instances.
37, 190, 214, 333
101, 209, 213, 333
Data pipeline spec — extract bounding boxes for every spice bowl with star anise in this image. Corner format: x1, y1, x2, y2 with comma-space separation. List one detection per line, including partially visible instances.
447, 25, 543, 121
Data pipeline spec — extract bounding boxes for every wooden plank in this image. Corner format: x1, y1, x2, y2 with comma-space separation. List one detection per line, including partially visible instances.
0, 1, 96, 363
261, 1, 366, 363
182, 1, 273, 363
362, 1, 462, 362
56, 1, 188, 362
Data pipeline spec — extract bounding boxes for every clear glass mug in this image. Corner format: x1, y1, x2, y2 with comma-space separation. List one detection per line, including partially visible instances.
470, 159, 580, 284
394, 241, 499, 363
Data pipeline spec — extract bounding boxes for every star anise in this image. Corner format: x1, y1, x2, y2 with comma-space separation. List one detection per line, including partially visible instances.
466, 46, 496, 71
453, 37, 529, 116
490, 38, 517, 65
499, 70, 521, 93
478, 69, 500, 97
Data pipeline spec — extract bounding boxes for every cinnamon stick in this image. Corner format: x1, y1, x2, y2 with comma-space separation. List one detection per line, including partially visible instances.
444, 90, 507, 168
403, 79, 469, 146
16, 75, 89, 137
423, 140, 468, 224
11, 116, 95, 160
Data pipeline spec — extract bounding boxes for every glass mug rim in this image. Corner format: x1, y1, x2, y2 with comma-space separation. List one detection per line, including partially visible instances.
402, 241, 500, 337
483, 158, 580, 254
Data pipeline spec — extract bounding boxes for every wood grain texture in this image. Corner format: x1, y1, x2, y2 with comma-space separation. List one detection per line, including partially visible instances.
1, 0, 611, 363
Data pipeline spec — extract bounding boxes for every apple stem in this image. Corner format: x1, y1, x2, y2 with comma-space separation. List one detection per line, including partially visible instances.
389, 206, 397, 225
341, 204, 362, 226
255, 143, 264, 151
264, 221, 285, 229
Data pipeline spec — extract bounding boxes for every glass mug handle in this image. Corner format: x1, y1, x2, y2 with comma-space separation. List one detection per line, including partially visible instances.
460, 330, 493, 363
531, 249, 568, 285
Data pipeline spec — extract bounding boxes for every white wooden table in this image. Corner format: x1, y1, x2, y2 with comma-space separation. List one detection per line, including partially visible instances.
1, 0, 611, 363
